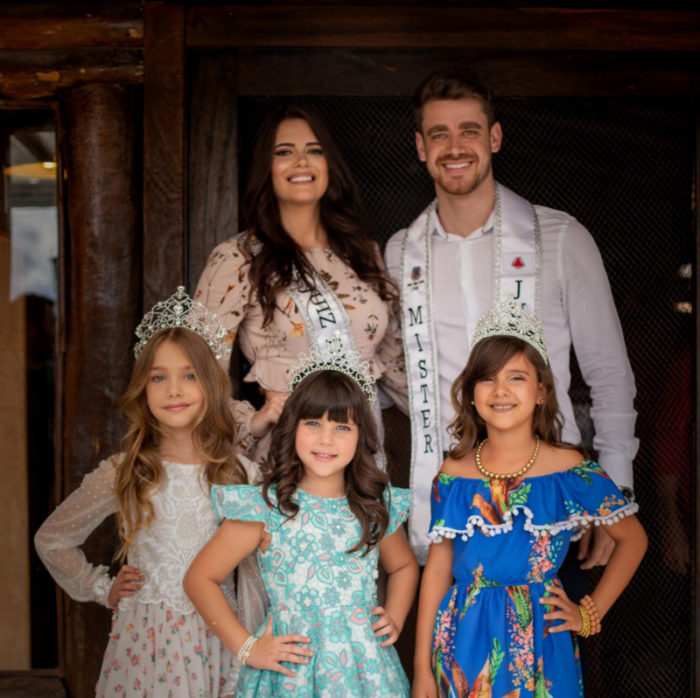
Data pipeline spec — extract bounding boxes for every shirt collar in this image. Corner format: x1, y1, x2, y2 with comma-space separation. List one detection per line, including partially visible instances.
432, 207, 495, 241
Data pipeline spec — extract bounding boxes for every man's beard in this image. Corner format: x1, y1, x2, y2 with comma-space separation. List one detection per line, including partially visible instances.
434, 155, 492, 197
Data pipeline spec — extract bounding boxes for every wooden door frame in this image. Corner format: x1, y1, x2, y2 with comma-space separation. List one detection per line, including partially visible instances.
139, 5, 699, 697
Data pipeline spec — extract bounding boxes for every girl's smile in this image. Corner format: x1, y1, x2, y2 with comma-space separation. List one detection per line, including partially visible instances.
473, 352, 544, 431
295, 412, 359, 496
146, 340, 205, 436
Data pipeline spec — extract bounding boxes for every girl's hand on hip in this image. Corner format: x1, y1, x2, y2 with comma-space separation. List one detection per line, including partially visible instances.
250, 390, 288, 437
540, 581, 582, 633
372, 605, 400, 647
108, 565, 144, 607
246, 615, 313, 676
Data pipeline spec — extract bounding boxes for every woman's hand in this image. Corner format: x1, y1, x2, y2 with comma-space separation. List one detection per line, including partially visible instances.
250, 390, 289, 437
372, 605, 400, 647
245, 615, 313, 677
107, 564, 144, 607
540, 581, 582, 633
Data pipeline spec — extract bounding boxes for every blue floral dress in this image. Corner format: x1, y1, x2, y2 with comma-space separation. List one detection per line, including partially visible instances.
211, 484, 411, 697
429, 460, 638, 698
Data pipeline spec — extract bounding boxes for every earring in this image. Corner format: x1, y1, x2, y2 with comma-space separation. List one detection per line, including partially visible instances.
470, 400, 475, 406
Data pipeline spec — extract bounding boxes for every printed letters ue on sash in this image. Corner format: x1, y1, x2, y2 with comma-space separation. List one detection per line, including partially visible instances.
399, 184, 541, 563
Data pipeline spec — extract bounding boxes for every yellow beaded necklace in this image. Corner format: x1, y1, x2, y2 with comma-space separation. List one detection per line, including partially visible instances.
474, 437, 541, 480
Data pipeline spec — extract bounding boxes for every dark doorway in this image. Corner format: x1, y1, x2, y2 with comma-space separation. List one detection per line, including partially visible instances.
237, 95, 694, 697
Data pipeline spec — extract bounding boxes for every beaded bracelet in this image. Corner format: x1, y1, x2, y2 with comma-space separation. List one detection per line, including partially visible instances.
578, 604, 591, 638
580, 595, 601, 635
237, 634, 258, 665
577, 595, 601, 637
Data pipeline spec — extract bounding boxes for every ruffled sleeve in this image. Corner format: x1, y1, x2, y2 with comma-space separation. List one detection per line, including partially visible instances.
428, 461, 638, 543
238, 454, 262, 485
544, 461, 639, 538
429, 473, 468, 534
211, 485, 270, 526
34, 456, 119, 607
195, 235, 265, 457
385, 486, 410, 536
221, 464, 270, 637
194, 233, 254, 375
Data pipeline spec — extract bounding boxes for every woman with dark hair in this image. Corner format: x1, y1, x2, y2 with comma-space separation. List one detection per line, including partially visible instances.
195, 105, 407, 462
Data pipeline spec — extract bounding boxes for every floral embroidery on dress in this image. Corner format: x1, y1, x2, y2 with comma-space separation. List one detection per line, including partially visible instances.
194, 235, 408, 442
212, 484, 411, 697
429, 461, 637, 697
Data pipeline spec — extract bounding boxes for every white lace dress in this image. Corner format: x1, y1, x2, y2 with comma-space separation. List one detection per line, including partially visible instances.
35, 455, 266, 697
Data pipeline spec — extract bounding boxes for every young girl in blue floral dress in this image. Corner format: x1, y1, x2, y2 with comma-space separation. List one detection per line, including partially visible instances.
413, 300, 647, 698
185, 363, 419, 697
35, 288, 264, 697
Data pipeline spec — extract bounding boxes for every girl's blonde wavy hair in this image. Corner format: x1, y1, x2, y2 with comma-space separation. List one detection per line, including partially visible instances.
114, 327, 246, 561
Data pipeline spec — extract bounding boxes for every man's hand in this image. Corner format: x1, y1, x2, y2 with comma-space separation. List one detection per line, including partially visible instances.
578, 526, 616, 569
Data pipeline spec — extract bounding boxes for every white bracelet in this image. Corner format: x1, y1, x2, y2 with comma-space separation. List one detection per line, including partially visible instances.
237, 634, 257, 665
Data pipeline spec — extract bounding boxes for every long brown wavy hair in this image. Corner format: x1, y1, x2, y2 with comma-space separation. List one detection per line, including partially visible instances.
448, 336, 581, 459
263, 370, 390, 555
115, 328, 247, 561
239, 104, 396, 327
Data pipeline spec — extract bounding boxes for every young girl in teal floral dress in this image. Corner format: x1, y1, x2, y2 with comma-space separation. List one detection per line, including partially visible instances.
185, 368, 419, 697
412, 300, 647, 698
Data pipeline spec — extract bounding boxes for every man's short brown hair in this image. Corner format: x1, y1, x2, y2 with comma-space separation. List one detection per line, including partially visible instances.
413, 69, 496, 132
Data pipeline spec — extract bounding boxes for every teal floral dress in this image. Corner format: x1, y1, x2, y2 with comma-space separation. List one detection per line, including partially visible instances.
211, 484, 411, 697
429, 460, 638, 697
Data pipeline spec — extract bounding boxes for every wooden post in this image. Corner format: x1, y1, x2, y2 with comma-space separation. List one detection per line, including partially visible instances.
143, 2, 186, 307
59, 82, 139, 698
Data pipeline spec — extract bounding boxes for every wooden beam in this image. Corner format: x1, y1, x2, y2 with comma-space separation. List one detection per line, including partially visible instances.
234, 48, 700, 97
59, 81, 139, 698
186, 6, 700, 52
0, 15, 143, 50
0, 49, 143, 99
143, 2, 186, 308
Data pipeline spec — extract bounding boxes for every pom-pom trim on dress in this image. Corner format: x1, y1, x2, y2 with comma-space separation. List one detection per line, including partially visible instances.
428, 500, 639, 543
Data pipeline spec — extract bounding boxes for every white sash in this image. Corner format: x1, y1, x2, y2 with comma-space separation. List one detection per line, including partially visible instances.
399, 183, 541, 562
288, 271, 386, 466
493, 185, 542, 314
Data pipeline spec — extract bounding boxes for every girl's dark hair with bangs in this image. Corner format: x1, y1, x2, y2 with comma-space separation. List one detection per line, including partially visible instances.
263, 370, 390, 555
448, 335, 582, 460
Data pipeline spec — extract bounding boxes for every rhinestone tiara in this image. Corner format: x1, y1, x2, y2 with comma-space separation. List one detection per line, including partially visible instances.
133, 286, 231, 361
288, 331, 376, 401
471, 297, 548, 362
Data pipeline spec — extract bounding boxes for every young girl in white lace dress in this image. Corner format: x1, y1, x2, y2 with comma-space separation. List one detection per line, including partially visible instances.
35, 289, 264, 697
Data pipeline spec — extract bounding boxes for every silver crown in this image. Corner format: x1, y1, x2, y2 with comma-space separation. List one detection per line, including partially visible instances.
133, 286, 231, 361
471, 298, 548, 362
288, 331, 376, 401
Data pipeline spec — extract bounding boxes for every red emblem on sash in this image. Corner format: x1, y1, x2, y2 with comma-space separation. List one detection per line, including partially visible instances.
512, 256, 525, 268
